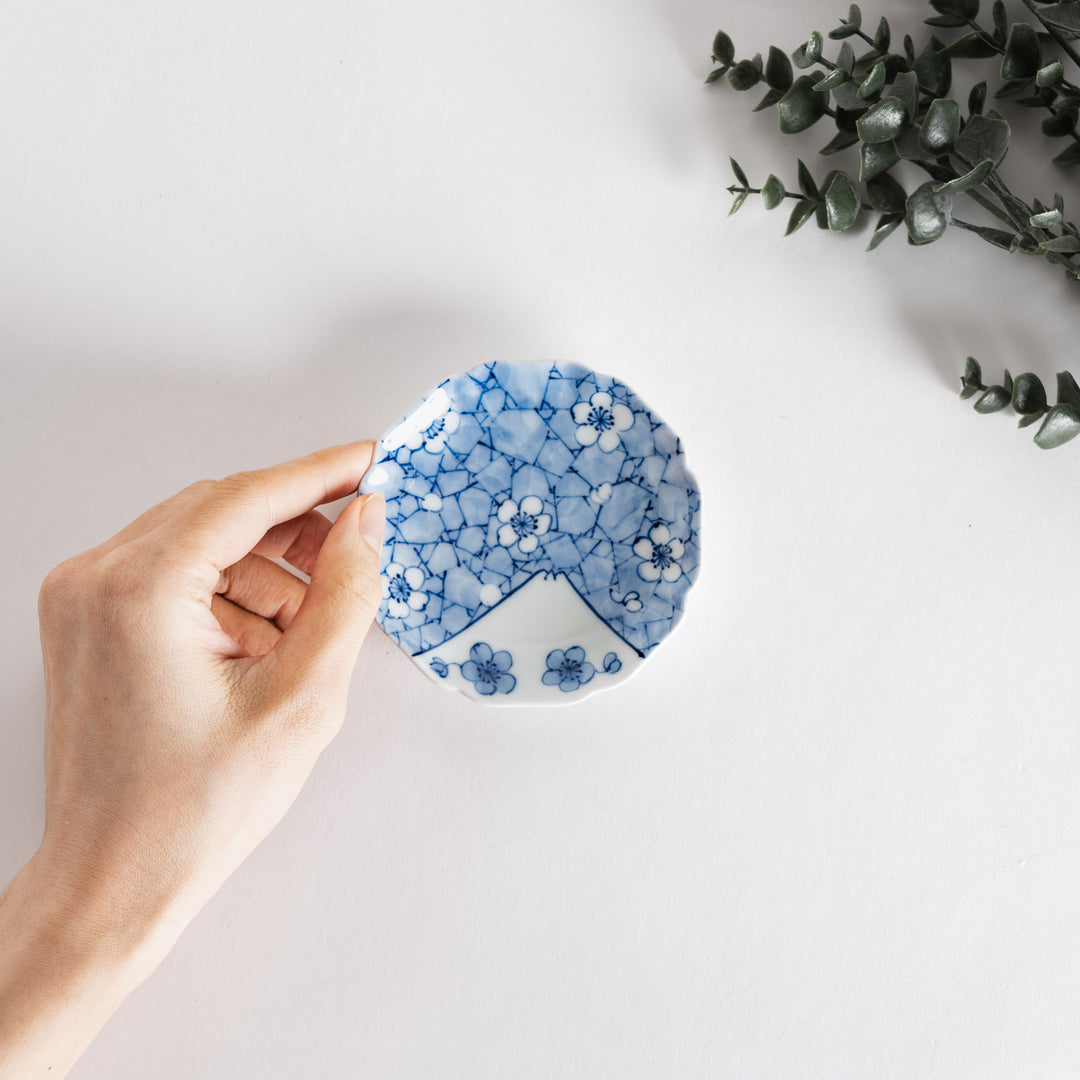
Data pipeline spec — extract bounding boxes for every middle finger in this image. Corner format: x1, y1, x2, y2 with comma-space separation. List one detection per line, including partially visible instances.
215, 553, 307, 629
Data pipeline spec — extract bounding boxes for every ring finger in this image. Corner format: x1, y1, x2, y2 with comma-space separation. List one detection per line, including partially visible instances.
215, 553, 308, 630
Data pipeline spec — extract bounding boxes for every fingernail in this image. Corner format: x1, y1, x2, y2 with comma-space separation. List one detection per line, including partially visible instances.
358, 493, 385, 553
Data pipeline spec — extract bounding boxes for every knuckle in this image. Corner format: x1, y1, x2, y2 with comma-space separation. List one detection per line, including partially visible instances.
219, 469, 276, 519
89, 542, 174, 624
182, 478, 217, 500
38, 558, 83, 623
39, 543, 163, 633
93, 550, 146, 608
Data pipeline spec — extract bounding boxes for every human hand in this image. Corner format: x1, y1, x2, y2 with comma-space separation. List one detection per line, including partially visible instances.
0, 442, 385, 1077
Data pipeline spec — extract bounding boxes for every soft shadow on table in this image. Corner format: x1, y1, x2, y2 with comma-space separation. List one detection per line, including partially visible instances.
301, 293, 552, 413
895, 287, 1073, 395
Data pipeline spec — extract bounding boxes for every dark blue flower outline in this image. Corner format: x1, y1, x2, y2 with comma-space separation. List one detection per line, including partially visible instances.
461, 642, 516, 696
429, 657, 449, 679
542, 646, 597, 692
602, 652, 622, 674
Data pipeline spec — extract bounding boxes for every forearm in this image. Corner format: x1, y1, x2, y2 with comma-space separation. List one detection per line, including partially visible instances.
0, 852, 167, 1078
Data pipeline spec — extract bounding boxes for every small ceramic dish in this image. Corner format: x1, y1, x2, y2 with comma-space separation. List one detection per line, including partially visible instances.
360, 360, 701, 705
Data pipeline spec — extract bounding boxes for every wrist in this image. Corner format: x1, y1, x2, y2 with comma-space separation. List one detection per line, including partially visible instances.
0, 850, 179, 1077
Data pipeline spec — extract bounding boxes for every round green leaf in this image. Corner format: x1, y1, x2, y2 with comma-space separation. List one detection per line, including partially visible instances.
837, 41, 855, 76
777, 76, 829, 134
867, 213, 904, 251
1042, 110, 1077, 137
728, 59, 761, 91
819, 130, 861, 155
859, 139, 900, 182
857, 61, 886, 101
797, 159, 819, 199
752, 88, 784, 113
813, 68, 850, 92
761, 174, 786, 210
974, 386, 1011, 413
929, 0, 979, 20
805, 31, 823, 63
785, 199, 817, 235
1053, 143, 1080, 165
765, 45, 793, 92
866, 172, 907, 214
829, 4, 862, 38
992, 0, 1007, 44
1039, 234, 1080, 253
1038, 4, 1080, 34
962, 356, 984, 391
712, 31, 735, 66
873, 16, 891, 51
1012, 372, 1048, 414
824, 171, 860, 231
905, 181, 953, 244
814, 170, 841, 229
1001, 22, 1042, 82
1030, 207, 1063, 228
953, 113, 1011, 166
1034, 404, 1080, 448
856, 96, 908, 144
1037, 60, 1065, 88
969, 81, 987, 115
914, 40, 952, 99
919, 97, 962, 154
892, 71, 919, 119
1057, 371, 1080, 410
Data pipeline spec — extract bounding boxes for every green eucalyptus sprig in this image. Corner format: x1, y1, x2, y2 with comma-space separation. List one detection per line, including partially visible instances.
710, 2, 1080, 274
960, 357, 1080, 447
710, 0, 1080, 446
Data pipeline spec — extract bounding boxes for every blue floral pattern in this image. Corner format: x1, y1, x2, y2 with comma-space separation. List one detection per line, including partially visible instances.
362, 361, 701, 662
572, 391, 634, 452
633, 523, 684, 583
496, 495, 551, 555
542, 646, 597, 692
383, 563, 429, 618
460, 642, 516, 696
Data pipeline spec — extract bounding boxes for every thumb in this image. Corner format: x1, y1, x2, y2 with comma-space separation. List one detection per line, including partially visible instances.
275, 493, 385, 693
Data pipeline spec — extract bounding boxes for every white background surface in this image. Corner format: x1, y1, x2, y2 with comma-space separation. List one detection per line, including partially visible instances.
4, 0, 1080, 1076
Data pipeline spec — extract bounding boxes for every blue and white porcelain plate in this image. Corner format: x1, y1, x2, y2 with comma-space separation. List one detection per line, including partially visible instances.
361, 360, 701, 705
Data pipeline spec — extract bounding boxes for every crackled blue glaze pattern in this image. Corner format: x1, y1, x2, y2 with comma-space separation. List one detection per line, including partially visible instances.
362, 360, 701, 662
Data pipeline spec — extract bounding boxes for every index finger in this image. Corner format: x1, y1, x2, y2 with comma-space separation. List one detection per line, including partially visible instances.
174, 442, 375, 581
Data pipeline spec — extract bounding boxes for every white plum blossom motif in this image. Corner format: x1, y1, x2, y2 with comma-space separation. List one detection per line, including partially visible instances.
633, 523, 684, 583
496, 495, 551, 554
383, 563, 429, 618
405, 407, 460, 454
590, 482, 613, 504
572, 391, 634, 452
